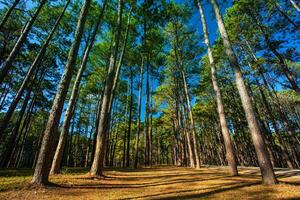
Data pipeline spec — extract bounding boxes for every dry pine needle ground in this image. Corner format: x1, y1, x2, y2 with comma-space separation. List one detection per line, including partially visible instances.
0, 166, 299, 200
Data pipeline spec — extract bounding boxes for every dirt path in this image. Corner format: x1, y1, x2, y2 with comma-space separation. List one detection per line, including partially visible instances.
0, 166, 299, 200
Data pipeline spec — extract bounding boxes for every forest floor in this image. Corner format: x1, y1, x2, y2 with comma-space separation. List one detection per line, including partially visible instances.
0, 165, 299, 200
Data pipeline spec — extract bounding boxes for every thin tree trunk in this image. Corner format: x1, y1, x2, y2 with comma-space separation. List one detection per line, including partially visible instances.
210, 0, 277, 184
31, 0, 91, 186
145, 61, 150, 166
0, 0, 20, 31
0, 88, 32, 167
272, 0, 299, 29
126, 65, 133, 167
0, 0, 70, 138
90, 0, 123, 177
180, 70, 200, 168
0, 0, 47, 84
123, 82, 129, 167
290, 0, 300, 12
197, 0, 238, 175
134, 57, 144, 169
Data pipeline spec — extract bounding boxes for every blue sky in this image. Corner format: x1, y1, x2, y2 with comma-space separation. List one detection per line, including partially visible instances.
139, 0, 233, 121
0, 0, 233, 123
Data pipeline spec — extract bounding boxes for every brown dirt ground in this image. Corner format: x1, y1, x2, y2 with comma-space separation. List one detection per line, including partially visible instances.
0, 165, 299, 200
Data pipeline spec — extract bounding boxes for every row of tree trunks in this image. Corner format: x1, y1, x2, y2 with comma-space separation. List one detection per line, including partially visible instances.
31, 0, 92, 186
0, 0, 47, 84
209, 0, 277, 184
90, 0, 124, 177
197, 0, 238, 176
0, 0, 71, 138
50, 0, 107, 175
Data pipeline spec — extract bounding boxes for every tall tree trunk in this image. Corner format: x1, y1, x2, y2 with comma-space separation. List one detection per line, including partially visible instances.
50, 0, 107, 174
209, 0, 277, 184
126, 65, 133, 167
0, 0, 70, 138
0, 0, 47, 84
0, 0, 20, 31
31, 0, 91, 186
244, 38, 300, 165
197, 0, 238, 175
122, 82, 130, 167
178, 98, 195, 168
134, 57, 144, 169
90, 0, 123, 177
145, 61, 150, 166
91, 96, 102, 162
242, 41, 295, 169
180, 69, 200, 168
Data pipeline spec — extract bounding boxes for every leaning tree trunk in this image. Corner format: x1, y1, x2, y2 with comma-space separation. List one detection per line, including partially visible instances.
31, 0, 91, 186
134, 58, 144, 169
209, 0, 277, 185
197, 0, 238, 175
50, 0, 107, 175
0, 0, 47, 84
0, 0, 20, 31
243, 40, 295, 169
108, 7, 132, 112
0, 0, 70, 138
90, 0, 123, 177
289, 0, 300, 12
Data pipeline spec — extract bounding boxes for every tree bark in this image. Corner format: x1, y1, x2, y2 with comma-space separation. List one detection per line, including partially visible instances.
197, 0, 238, 175
210, 0, 277, 184
31, 0, 91, 186
90, 0, 123, 177
50, 0, 107, 175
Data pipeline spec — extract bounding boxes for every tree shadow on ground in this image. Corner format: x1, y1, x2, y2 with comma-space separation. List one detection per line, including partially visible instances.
122, 182, 260, 200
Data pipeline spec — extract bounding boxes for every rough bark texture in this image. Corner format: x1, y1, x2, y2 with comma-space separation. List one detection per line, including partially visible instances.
31, 0, 91, 186
210, 0, 277, 185
50, 0, 107, 175
197, 0, 238, 175
0, 0, 47, 84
